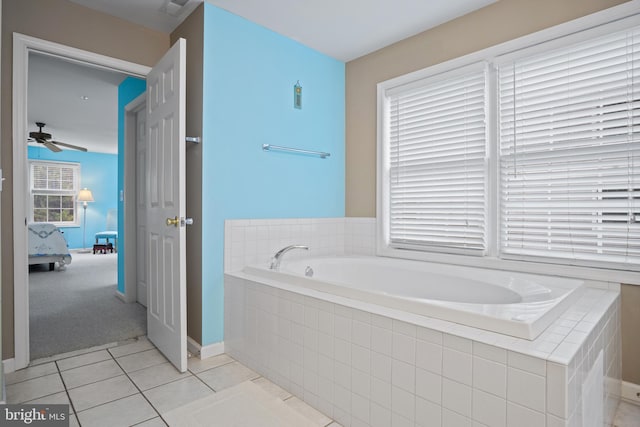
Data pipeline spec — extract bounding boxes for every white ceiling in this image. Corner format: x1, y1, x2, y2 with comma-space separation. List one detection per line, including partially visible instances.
69, 0, 497, 62
28, 53, 128, 154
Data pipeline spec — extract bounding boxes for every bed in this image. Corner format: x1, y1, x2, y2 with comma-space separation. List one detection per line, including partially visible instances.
28, 223, 72, 271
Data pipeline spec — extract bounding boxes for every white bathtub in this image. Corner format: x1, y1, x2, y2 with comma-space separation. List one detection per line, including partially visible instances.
241, 255, 584, 340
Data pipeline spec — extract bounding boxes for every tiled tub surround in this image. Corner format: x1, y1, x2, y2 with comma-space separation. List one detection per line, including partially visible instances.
224, 275, 621, 427
242, 256, 585, 340
223, 218, 622, 426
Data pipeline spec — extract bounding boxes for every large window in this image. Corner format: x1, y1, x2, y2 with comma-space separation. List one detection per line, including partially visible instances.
29, 160, 80, 226
378, 12, 640, 275
383, 63, 488, 255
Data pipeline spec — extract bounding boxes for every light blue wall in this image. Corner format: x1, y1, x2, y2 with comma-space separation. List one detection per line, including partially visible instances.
201, 4, 345, 345
28, 146, 118, 250
117, 76, 146, 293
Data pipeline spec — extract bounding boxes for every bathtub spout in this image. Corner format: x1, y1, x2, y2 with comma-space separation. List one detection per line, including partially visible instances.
270, 245, 309, 270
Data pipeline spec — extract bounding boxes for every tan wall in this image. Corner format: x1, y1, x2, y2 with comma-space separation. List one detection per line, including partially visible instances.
622, 284, 640, 384
1, 0, 169, 359
344, 0, 638, 382
170, 5, 204, 345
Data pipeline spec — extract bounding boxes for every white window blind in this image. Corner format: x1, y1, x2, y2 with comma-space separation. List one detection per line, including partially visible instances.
387, 64, 488, 254
498, 27, 640, 267
30, 161, 80, 225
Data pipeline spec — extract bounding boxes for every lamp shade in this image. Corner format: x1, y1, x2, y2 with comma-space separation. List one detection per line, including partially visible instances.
77, 188, 94, 202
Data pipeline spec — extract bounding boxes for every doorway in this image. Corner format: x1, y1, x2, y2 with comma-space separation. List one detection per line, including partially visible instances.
12, 33, 152, 370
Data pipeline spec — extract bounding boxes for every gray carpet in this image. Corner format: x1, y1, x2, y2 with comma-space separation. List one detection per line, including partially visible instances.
29, 252, 146, 360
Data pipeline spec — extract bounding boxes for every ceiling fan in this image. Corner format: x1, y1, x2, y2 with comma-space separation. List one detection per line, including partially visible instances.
29, 122, 88, 153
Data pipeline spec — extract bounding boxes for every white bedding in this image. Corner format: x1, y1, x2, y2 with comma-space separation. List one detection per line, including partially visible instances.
28, 223, 72, 269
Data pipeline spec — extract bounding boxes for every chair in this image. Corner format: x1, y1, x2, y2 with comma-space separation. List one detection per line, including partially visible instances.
94, 209, 118, 254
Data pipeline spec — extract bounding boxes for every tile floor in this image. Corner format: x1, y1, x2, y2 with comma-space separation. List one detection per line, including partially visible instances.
5, 337, 341, 427
5, 336, 639, 426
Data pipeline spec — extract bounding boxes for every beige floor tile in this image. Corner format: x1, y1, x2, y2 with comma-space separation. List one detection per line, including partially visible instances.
108, 337, 155, 358
252, 377, 292, 400
69, 414, 80, 427
196, 361, 259, 392
57, 350, 112, 371
162, 381, 317, 427
6, 373, 65, 403
128, 361, 192, 391
24, 391, 74, 414
284, 396, 332, 427
76, 394, 158, 427
143, 376, 215, 415
68, 375, 139, 412
61, 359, 124, 389
116, 348, 168, 373
614, 401, 640, 427
5, 362, 58, 385
187, 353, 234, 374
135, 417, 168, 426
30, 342, 116, 367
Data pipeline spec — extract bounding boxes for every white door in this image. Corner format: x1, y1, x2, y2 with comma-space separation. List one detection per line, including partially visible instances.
146, 38, 187, 372
136, 106, 148, 307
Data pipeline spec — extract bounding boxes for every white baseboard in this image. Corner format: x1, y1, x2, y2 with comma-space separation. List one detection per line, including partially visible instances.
622, 381, 640, 405
3, 358, 16, 374
187, 337, 224, 360
115, 290, 127, 302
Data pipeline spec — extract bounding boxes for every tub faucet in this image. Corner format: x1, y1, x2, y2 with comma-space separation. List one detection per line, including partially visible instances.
270, 245, 309, 270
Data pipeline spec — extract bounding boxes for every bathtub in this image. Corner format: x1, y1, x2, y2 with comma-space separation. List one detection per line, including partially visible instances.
241, 255, 584, 340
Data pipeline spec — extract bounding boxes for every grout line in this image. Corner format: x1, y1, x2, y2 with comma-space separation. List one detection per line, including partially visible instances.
111, 347, 168, 425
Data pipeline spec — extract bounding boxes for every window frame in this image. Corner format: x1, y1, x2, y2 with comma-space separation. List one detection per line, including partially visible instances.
29, 160, 81, 227
377, 4, 640, 284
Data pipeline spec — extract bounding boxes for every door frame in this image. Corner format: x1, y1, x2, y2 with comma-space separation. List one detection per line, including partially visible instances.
123, 93, 146, 304
12, 33, 151, 370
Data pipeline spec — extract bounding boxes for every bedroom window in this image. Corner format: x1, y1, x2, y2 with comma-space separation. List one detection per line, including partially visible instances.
29, 160, 80, 226
378, 12, 640, 277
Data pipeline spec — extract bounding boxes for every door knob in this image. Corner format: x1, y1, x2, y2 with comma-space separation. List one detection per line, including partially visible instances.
166, 216, 193, 227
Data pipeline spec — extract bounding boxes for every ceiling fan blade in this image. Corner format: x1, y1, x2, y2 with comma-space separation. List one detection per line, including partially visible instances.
51, 141, 88, 152
43, 141, 62, 152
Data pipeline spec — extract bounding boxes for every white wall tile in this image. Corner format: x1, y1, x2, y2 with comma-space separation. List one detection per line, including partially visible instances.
416, 367, 442, 404
473, 389, 506, 427
442, 378, 472, 418
508, 351, 546, 376
507, 402, 545, 427
443, 408, 473, 427
416, 340, 443, 375
417, 327, 443, 345
547, 362, 568, 419
372, 326, 393, 356
473, 342, 507, 364
393, 333, 416, 365
372, 352, 392, 382
507, 367, 546, 413
473, 356, 506, 398
352, 321, 372, 349
352, 368, 371, 399
352, 345, 371, 374
352, 393, 370, 424
392, 359, 415, 393
392, 386, 416, 421
371, 402, 392, 427
443, 348, 472, 386
371, 377, 392, 409
444, 334, 472, 353
415, 396, 442, 427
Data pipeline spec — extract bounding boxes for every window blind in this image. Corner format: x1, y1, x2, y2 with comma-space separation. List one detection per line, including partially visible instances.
30, 161, 79, 224
387, 64, 488, 254
498, 27, 640, 267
